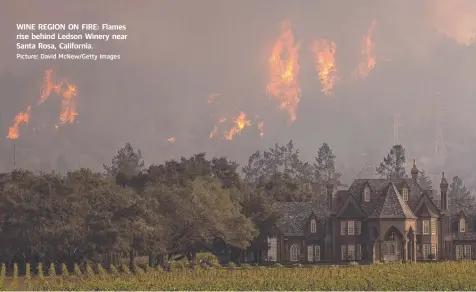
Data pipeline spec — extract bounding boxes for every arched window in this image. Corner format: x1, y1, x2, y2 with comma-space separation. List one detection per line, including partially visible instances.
460, 218, 466, 232
310, 219, 317, 233
402, 188, 409, 201
364, 187, 370, 202
290, 244, 300, 261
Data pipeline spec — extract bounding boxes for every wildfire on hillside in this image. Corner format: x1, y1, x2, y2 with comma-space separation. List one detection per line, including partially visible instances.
357, 20, 377, 80
311, 39, 339, 95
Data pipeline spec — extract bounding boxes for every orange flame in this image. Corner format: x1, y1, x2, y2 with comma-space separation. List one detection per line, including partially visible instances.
38, 69, 79, 124
358, 20, 377, 79
209, 126, 218, 139
224, 112, 251, 140
257, 121, 264, 138
266, 20, 301, 123
168, 137, 176, 143
312, 39, 339, 95
7, 106, 31, 140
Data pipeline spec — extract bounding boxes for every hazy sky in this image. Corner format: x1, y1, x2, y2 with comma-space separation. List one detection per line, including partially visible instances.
0, 0, 475, 182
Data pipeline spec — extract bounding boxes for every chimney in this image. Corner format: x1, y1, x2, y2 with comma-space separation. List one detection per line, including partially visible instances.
326, 173, 335, 213
411, 159, 419, 182
440, 172, 449, 212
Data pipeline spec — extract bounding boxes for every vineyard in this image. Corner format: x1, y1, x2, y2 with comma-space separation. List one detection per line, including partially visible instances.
0, 261, 475, 290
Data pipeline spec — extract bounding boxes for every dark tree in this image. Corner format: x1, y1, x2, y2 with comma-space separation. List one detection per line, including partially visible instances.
376, 145, 407, 180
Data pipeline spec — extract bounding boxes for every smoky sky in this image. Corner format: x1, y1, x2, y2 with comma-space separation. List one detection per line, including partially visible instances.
0, 0, 475, 184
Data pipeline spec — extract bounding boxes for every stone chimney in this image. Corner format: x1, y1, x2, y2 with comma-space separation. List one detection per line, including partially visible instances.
440, 172, 449, 212
326, 173, 335, 213
411, 159, 419, 182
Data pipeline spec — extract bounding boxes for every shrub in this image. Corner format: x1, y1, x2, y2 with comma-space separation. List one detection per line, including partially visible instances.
227, 262, 236, 269
25, 263, 31, 280
61, 263, 69, 277
110, 264, 119, 275
349, 261, 359, 266
48, 263, 57, 277
97, 264, 107, 277
121, 264, 131, 274
73, 263, 82, 276
86, 263, 94, 277
241, 263, 252, 269
37, 263, 44, 280
272, 263, 283, 268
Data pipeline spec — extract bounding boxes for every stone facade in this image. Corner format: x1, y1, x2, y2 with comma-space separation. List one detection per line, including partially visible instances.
257, 161, 476, 264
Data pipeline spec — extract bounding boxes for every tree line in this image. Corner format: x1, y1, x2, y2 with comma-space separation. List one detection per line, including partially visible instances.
0, 142, 473, 268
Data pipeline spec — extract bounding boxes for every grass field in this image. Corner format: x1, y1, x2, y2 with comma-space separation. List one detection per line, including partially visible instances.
2, 261, 476, 290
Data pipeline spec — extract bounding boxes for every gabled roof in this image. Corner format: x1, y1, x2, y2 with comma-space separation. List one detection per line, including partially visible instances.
336, 194, 367, 218
414, 192, 441, 218
368, 183, 418, 219
273, 201, 326, 236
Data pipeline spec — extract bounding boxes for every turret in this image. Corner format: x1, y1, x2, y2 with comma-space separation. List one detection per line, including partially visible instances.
411, 159, 419, 182
440, 172, 449, 212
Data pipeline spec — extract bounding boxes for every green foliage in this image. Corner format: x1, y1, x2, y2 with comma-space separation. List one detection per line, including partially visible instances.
272, 263, 283, 268
48, 263, 56, 277
37, 263, 44, 280
109, 264, 118, 275
133, 264, 144, 275
227, 262, 236, 269
73, 263, 82, 276
10, 263, 18, 290
97, 264, 107, 277
0, 263, 5, 288
86, 264, 94, 277
25, 263, 31, 280
449, 176, 476, 213
121, 264, 131, 274
61, 263, 69, 277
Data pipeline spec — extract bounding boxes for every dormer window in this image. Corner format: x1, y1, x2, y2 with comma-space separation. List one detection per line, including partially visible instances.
310, 219, 317, 233
363, 187, 370, 202
460, 218, 466, 233
402, 188, 409, 202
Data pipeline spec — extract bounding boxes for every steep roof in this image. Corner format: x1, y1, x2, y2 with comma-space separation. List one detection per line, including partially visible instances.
273, 201, 326, 236
368, 183, 418, 219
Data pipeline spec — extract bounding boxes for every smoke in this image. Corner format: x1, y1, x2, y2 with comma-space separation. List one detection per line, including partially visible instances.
0, 0, 475, 186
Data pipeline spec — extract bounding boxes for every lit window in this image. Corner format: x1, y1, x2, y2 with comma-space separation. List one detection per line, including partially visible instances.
364, 187, 370, 202
456, 245, 464, 260
402, 188, 409, 201
341, 245, 347, 261
431, 244, 437, 260
460, 218, 466, 232
348, 245, 355, 261
314, 246, 321, 261
464, 245, 472, 260
267, 236, 277, 262
307, 245, 313, 262
290, 244, 300, 261
341, 221, 346, 235
423, 220, 430, 235
431, 220, 436, 235
356, 245, 362, 260
355, 221, 361, 235
423, 244, 431, 259
310, 219, 317, 233
347, 221, 355, 235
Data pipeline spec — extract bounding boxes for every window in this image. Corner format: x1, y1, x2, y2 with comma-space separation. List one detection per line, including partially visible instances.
355, 221, 362, 235
341, 221, 346, 235
431, 220, 436, 235
348, 245, 355, 261
267, 236, 277, 261
389, 243, 395, 255
456, 245, 464, 260
290, 244, 300, 261
364, 187, 370, 202
431, 244, 437, 260
423, 244, 431, 260
423, 220, 430, 235
307, 245, 314, 262
460, 218, 466, 232
356, 245, 362, 260
402, 188, 409, 201
310, 219, 317, 233
314, 246, 321, 261
341, 245, 347, 261
348, 221, 355, 235
464, 245, 472, 260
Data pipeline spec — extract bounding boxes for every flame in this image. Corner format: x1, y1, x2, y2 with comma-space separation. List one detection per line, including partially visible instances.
209, 126, 218, 139
266, 20, 301, 123
59, 82, 78, 124
224, 112, 251, 140
7, 106, 31, 140
219, 117, 227, 123
358, 20, 377, 79
429, 0, 476, 46
168, 137, 176, 143
311, 39, 339, 95
257, 121, 264, 138
38, 69, 79, 124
